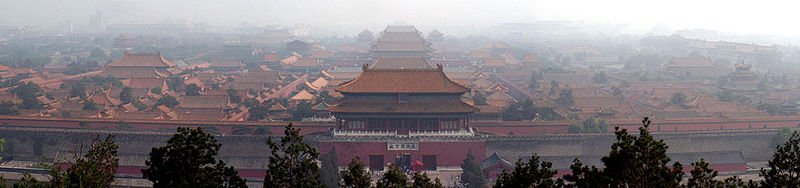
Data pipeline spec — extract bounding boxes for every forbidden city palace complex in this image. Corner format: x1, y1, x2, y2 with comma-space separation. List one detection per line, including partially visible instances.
320, 26, 485, 171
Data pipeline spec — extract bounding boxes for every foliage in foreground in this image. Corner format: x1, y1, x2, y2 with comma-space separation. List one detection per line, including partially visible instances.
341, 157, 371, 188
459, 151, 487, 188
564, 117, 683, 187
142, 127, 246, 188
264, 123, 323, 188
51, 135, 119, 188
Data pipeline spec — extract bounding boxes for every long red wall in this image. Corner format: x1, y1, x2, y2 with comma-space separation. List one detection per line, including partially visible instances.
1, 115, 800, 136
473, 116, 800, 135
0, 116, 331, 135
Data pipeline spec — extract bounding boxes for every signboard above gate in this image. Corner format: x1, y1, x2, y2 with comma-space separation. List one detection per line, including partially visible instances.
387, 142, 419, 150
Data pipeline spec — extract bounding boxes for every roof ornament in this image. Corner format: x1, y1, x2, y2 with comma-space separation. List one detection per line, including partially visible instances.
436, 64, 443, 71
362, 64, 370, 72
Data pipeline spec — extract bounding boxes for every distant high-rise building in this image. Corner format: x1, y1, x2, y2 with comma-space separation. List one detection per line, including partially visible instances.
89, 10, 103, 27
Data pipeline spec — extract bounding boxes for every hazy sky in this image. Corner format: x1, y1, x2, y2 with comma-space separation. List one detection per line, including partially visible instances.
0, 0, 796, 35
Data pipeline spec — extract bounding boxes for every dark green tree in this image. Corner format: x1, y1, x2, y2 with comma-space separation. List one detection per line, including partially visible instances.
0, 139, 5, 162
247, 102, 270, 121
150, 87, 162, 94
242, 98, 260, 108
670, 92, 687, 105
563, 117, 684, 188
185, 84, 201, 96
611, 87, 623, 97
88, 47, 109, 60
760, 131, 800, 187
69, 82, 87, 99
341, 157, 371, 188
319, 147, 340, 188
568, 117, 608, 133
493, 154, 561, 188
317, 90, 335, 103
686, 159, 722, 188
11, 82, 43, 109
682, 159, 756, 188
592, 71, 608, 84
412, 172, 443, 188
291, 102, 314, 121
0, 101, 19, 115
472, 92, 488, 106
563, 159, 605, 188
459, 151, 487, 188
142, 127, 246, 188
119, 87, 133, 104
20, 98, 42, 110
131, 99, 147, 111
51, 135, 119, 188
376, 164, 408, 188
13, 173, 47, 188
167, 76, 184, 91
721, 176, 755, 188
758, 77, 768, 90
264, 124, 322, 188
11, 82, 40, 98
556, 89, 574, 106
716, 90, 734, 102
529, 71, 542, 90
717, 76, 729, 87
156, 95, 180, 108
226, 88, 241, 104
83, 100, 98, 111
502, 100, 535, 121
602, 117, 684, 187
549, 80, 558, 96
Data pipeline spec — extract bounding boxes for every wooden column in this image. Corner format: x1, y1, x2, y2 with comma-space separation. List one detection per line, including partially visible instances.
415, 118, 420, 131
436, 117, 440, 130
465, 116, 468, 129
417, 118, 421, 131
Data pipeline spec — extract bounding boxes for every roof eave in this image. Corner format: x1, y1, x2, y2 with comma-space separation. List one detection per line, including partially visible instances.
335, 90, 469, 94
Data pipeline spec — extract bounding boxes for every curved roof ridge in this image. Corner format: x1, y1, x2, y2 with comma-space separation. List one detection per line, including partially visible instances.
336, 64, 468, 94
109, 52, 175, 68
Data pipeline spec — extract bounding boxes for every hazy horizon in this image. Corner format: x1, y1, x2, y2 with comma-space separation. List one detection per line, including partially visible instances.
0, 0, 798, 37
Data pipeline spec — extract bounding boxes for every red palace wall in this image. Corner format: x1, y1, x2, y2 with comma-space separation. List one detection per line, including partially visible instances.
2, 115, 800, 136
554, 163, 747, 177
319, 140, 486, 168
472, 117, 800, 136
0, 116, 331, 135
